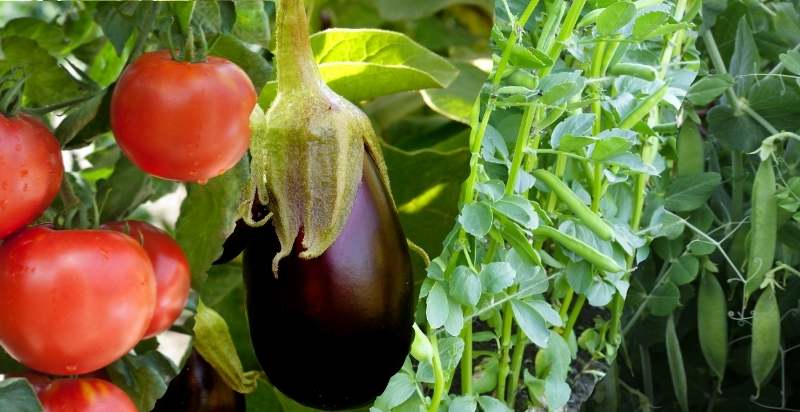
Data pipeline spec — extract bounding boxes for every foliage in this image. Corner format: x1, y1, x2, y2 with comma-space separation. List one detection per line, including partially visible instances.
587, 1, 800, 411
0, 1, 489, 411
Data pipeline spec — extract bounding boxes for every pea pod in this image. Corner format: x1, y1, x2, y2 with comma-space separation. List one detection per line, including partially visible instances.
676, 121, 704, 176
665, 315, 689, 412
751, 287, 780, 395
697, 272, 727, 382
745, 158, 777, 299
608, 62, 657, 81
532, 170, 614, 240
533, 226, 622, 273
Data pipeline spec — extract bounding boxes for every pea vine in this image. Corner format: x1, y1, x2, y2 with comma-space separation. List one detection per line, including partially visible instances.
372, 0, 699, 410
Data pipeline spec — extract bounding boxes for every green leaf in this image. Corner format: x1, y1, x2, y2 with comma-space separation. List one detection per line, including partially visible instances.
421, 61, 487, 124
451, 266, 482, 306
107, 350, 180, 412
597, 2, 636, 36
459, 201, 494, 237
374, 373, 417, 409
687, 74, 734, 106
175, 159, 248, 289
449, 395, 478, 412
706, 104, 767, 152
232, 0, 270, 47
96, 155, 177, 222
477, 396, 512, 412
479, 262, 516, 294
259, 29, 459, 106
729, 17, 759, 94
492, 195, 539, 229
192, 0, 222, 32
93, 2, 140, 55
668, 255, 700, 285
633, 11, 670, 40
664, 172, 721, 212
0, 37, 84, 106
527, 300, 563, 327
779, 49, 800, 75
540, 71, 585, 105
647, 280, 680, 316
209, 34, 272, 90
511, 299, 550, 347
193, 301, 262, 394
496, 218, 542, 267
0, 379, 42, 412
445, 300, 465, 336
55, 92, 107, 146
426, 281, 449, 329
169, 2, 196, 33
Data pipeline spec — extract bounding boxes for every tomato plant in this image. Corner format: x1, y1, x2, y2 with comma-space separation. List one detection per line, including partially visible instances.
103, 220, 191, 338
38, 379, 137, 412
0, 114, 62, 239
0, 227, 156, 375
111, 50, 256, 183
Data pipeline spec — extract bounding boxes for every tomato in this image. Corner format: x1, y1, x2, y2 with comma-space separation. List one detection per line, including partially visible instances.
38, 379, 137, 412
243, 154, 414, 410
103, 220, 191, 338
110, 51, 256, 183
152, 350, 245, 412
0, 227, 156, 375
0, 114, 63, 239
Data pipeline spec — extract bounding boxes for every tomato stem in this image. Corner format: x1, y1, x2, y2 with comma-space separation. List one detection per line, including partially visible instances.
275, 0, 323, 94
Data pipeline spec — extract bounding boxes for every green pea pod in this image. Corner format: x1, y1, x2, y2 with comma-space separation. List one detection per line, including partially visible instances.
532, 170, 614, 240
533, 226, 622, 273
751, 287, 780, 395
506, 69, 539, 89
608, 62, 657, 81
697, 272, 727, 382
665, 315, 689, 412
509, 44, 553, 69
745, 159, 777, 300
676, 121, 704, 176
410, 323, 433, 363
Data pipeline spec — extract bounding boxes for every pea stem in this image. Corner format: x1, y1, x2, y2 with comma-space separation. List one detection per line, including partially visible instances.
495, 293, 516, 400
428, 330, 445, 412
506, 331, 528, 405
563, 295, 586, 338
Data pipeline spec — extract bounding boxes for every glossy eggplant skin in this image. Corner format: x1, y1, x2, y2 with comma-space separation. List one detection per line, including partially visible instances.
243, 154, 414, 410
152, 351, 244, 412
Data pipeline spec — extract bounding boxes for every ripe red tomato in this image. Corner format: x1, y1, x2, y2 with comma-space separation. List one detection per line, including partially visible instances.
0, 227, 156, 375
103, 220, 191, 338
38, 379, 137, 412
0, 114, 63, 239
110, 50, 256, 183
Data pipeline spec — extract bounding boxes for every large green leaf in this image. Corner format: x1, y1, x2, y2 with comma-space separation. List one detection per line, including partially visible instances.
0, 379, 42, 412
0, 36, 84, 106
259, 29, 458, 105
107, 351, 180, 412
175, 159, 248, 289
421, 61, 486, 124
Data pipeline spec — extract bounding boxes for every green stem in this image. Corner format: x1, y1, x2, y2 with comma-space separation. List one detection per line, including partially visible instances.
591, 40, 607, 135
275, 0, 322, 94
731, 152, 744, 222
702, 30, 740, 113
506, 332, 528, 406
428, 332, 445, 412
492, 0, 540, 88
506, 103, 537, 195
460, 309, 473, 395
543, 0, 587, 76
563, 294, 586, 338
495, 294, 516, 401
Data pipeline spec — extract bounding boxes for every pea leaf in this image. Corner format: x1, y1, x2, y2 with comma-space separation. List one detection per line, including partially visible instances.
479, 262, 516, 294
492, 195, 539, 229
426, 282, 449, 329
374, 373, 417, 409
259, 29, 458, 106
459, 202, 494, 237
779, 50, 800, 75
647, 280, 681, 316
449, 395, 478, 412
668, 255, 700, 285
511, 299, 550, 348
450, 266, 482, 306
664, 172, 721, 212
687, 74, 734, 106
597, 2, 636, 36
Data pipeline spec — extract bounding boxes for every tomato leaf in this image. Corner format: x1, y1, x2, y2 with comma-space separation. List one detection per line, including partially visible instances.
106, 350, 180, 412
0, 379, 42, 412
175, 159, 248, 290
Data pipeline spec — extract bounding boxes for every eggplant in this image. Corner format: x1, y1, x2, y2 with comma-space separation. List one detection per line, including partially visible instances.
243, 154, 414, 410
152, 351, 244, 412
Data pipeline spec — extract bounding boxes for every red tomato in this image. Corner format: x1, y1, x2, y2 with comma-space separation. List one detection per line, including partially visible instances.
0, 227, 156, 375
103, 221, 191, 338
38, 379, 137, 412
0, 114, 63, 238
110, 50, 256, 183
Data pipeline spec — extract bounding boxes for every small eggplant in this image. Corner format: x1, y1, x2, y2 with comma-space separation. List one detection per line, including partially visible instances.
243, 153, 414, 410
152, 351, 244, 412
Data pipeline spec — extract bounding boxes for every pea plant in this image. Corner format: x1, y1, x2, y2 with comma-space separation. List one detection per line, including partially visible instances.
371, 0, 699, 410
586, 1, 800, 411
